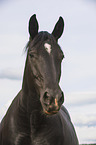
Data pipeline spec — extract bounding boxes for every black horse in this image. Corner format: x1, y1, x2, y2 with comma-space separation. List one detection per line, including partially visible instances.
0, 14, 79, 145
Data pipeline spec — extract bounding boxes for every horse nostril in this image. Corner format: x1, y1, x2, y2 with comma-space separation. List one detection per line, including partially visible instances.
59, 92, 64, 104
43, 92, 49, 99
43, 92, 50, 105
42, 91, 64, 111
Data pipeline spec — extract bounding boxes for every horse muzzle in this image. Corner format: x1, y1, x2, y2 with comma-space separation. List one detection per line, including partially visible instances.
41, 89, 64, 115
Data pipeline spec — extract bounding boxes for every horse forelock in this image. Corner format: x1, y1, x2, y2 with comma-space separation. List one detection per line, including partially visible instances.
25, 31, 56, 52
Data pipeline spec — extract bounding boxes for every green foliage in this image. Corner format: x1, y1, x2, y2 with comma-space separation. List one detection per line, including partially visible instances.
81, 144, 96, 145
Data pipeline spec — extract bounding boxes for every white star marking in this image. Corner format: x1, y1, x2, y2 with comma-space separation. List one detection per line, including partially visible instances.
44, 43, 52, 54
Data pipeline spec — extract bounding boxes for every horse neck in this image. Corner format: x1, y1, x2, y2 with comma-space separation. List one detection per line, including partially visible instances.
21, 56, 42, 115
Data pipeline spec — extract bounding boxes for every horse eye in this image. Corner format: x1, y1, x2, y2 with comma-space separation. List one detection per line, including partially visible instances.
59, 53, 64, 60
29, 53, 34, 58
62, 54, 64, 60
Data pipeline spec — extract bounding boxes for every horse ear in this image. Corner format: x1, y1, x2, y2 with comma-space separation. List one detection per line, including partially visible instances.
52, 16, 64, 41
29, 14, 39, 39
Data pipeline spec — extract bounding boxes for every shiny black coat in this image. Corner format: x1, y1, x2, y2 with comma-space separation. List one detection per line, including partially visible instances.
0, 14, 79, 145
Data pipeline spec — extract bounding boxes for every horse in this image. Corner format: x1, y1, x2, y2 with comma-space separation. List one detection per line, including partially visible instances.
0, 14, 79, 145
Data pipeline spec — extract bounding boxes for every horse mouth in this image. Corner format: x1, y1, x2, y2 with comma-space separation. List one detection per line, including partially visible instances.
43, 109, 59, 115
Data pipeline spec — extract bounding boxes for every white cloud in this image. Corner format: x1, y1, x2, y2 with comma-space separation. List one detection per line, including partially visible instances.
64, 92, 96, 106
76, 126, 96, 144
0, 79, 21, 108
0, 68, 22, 80
73, 114, 96, 127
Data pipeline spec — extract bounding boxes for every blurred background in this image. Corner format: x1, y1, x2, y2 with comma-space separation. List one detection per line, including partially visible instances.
0, 0, 96, 144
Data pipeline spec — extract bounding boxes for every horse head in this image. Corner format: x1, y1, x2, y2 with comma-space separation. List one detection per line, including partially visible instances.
25, 14, 64, 115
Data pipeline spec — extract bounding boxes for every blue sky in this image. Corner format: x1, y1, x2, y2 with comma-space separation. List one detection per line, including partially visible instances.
0, 0, 96, 144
